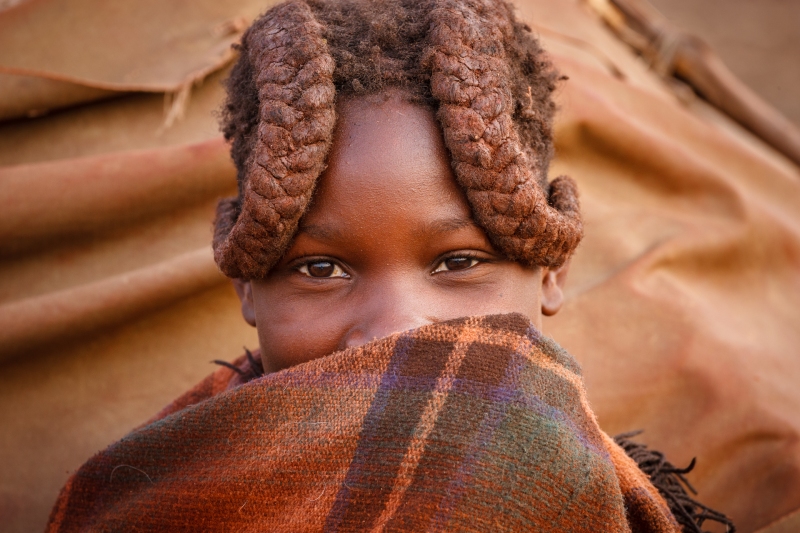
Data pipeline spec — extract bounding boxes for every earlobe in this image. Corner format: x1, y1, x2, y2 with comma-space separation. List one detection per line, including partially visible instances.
231, 279, 257, 327
541, 259, 571, 317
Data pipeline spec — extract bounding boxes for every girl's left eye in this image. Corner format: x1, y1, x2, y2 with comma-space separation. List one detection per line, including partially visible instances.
297, 260, 348, 278
433, 256, 480, 273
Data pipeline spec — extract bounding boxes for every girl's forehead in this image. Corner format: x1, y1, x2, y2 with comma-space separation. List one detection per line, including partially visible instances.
303, 91, 476, 239
329, 91, 450, 181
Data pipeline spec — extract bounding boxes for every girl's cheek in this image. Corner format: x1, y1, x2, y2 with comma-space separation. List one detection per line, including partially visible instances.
257, 311, 351, 372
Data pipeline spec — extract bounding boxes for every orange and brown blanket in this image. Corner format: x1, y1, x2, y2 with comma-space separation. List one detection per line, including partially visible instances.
47, 314, 680, 532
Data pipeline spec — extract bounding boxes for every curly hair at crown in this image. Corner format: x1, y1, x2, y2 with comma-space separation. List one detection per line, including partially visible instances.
214, 0, 582, 280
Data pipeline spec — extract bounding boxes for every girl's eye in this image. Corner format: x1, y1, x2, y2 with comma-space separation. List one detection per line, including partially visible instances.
433, 256, 480, 273
297, 260, 348, 278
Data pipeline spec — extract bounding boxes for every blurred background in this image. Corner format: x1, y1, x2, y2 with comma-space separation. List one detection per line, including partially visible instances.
650, 0, 799, 126
1, 1, 798, 532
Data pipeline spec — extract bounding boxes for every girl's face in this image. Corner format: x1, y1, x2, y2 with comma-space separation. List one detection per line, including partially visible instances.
233, 91, 568, 373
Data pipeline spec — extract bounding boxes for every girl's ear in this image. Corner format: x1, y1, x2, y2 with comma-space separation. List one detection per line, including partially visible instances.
231, 279, 256, 327
541, 259, 571, 316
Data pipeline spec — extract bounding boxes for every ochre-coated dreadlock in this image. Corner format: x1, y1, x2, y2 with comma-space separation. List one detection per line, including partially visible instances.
214, 0, 582, 280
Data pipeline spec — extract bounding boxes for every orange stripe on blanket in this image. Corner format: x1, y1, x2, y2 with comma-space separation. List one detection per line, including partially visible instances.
370, 321, 482, 532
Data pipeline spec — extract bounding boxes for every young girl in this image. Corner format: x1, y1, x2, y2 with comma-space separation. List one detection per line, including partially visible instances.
47, 0, 732, 531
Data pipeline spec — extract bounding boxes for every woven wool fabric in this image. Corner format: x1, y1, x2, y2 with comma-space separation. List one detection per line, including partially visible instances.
46, 313, 678, 532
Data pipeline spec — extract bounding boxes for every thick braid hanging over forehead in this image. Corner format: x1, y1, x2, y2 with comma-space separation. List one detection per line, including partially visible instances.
425, 0, 582, 267
214, 0, 582, 279
214, 0, 336, 278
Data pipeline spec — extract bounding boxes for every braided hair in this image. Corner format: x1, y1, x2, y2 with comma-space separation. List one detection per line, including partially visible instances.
214, 0, 582, 280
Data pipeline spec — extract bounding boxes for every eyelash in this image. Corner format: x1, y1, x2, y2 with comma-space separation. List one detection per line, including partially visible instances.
294, 258, 350, 279
432, 251, 485, 273
292, 251, 487, 279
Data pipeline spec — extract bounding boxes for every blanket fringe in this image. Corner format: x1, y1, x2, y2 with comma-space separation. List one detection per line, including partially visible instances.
615, 430, 736, 533
213, 348, 264, 381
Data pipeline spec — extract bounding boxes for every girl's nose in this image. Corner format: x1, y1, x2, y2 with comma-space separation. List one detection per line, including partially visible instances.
341, 279, 435, 349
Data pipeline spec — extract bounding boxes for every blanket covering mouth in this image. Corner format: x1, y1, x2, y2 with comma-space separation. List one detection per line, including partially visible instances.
46, 313, 679, 532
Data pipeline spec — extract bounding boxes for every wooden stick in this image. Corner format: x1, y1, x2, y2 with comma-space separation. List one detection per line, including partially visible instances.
585, 0, 800, 168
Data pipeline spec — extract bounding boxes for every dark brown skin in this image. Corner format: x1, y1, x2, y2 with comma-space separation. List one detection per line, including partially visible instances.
233, 92, 569, 374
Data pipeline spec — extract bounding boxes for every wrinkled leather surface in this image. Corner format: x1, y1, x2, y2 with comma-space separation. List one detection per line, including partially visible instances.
0, 0, 798, 532
0, 0, 261, 91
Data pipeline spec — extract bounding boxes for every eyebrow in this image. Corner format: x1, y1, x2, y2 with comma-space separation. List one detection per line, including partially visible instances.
298, 216, 480, 243
412, 216, 481, 239
297, 223, 347, 242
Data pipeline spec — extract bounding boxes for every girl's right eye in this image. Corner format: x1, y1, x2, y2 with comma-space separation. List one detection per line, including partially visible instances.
297, 260, 348, 278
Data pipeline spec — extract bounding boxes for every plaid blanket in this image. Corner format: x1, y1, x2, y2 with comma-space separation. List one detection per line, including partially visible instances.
47, 314, 679, 532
